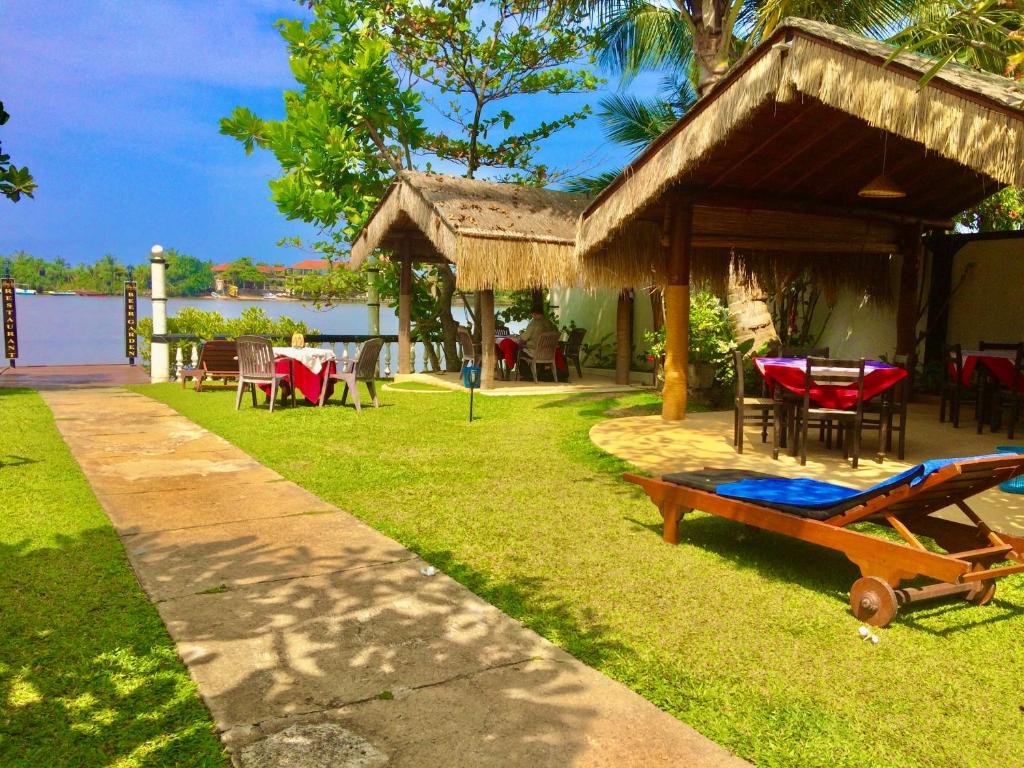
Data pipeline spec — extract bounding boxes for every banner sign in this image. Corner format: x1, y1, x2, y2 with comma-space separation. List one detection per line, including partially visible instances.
1, 277, 17, 361
123, 280, 138, 362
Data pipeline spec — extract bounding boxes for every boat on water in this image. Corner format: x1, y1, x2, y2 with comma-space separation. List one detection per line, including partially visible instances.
46, 290, 77, 296
210, 291, 226, 299
74, 290, 107, 297
14, 287, 37, 295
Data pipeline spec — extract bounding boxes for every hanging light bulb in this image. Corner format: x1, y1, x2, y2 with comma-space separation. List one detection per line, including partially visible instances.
859, 133, 906, 199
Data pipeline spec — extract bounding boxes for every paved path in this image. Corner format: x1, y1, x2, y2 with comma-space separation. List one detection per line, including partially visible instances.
43, 388, 748, 768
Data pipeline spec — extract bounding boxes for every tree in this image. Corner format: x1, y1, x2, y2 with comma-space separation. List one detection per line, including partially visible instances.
222, 0, 600, 370
222, 257, 266, 289
0, 101, 36, 203
163, 248, 215, 296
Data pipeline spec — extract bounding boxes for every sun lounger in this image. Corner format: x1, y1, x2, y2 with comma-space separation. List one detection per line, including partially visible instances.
625, 454, 1024, 626
181, 340, 239, 391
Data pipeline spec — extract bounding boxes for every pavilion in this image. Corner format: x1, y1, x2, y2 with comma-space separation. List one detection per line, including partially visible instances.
574, 17, 1024, 420
348, 171, 590, 388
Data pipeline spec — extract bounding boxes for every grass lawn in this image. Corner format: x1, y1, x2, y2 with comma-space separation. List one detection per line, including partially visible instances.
0, 388, 228, 768
138, 382, 1024, 768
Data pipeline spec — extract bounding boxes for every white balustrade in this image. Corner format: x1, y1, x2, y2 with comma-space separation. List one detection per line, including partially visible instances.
190, 344, 199, 369
383, 342, 393, 377
174, 346, 184, 381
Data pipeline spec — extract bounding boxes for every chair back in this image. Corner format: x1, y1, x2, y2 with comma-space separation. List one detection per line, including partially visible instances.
457, 326, 476, 361
236, 335, 277, 379
733, 349, 746, 402
495, 326, 510, 337
533, 331, 560, 364
944, 343, 964, 384
565, 327, 586, 358
804, 357, 866, 413
780, 345, 829, 358
890, 352, 916, 407
354, 337, 385, 381
199, 340, 238, 373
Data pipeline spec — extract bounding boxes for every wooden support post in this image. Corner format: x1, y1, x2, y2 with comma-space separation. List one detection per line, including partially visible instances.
896, 223, 923, 357
398, 241, 412, 375
480, 289, 495, 390
615, 289, 633, 385
662, 203, 692, 421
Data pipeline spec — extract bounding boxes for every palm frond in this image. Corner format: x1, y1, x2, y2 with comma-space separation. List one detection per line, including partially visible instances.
598, 93, 681, 152
596, 0, 693, 80
562, 170, 622, 195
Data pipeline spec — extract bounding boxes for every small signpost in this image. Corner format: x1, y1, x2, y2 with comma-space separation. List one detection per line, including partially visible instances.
123, 280, 138, 365
1, 275, 17, 368
462, 365, 481, 422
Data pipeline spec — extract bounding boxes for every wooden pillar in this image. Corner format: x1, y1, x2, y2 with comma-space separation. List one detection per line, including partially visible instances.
480, 289, 495, 389
662, 203, 692, 421
895, 223, 923, 357
398, 240, 412, 374
615, 289, 633, 385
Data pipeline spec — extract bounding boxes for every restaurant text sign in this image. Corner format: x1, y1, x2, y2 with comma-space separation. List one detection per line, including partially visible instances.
123, 280, 138, 361
1, 277, 17, 361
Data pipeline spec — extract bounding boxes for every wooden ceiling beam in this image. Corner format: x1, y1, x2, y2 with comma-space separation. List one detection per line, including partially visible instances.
680, 188, 953, 230
707, 103, 816, 188
746, 112, 852, 190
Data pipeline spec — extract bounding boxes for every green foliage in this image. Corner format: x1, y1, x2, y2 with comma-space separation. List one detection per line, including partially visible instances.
0, 100, 37, 202
389, 0, 600, 183
0, 390, 228, 766
220, 0, 426, 247
956, 187, 1024, 231
137, 307, 319, 362
641, 290, 735, 385
220, 257, 267, 288
163, 248, 215, 296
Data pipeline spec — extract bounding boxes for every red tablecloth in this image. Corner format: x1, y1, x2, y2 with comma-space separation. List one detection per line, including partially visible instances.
259, 358, 336, 405
755, 357, 907, 410
960, 351, 1023, 392
496, 338, 566, 372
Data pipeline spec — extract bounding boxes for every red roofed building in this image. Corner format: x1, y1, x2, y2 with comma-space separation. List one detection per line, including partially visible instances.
288, 259, 332, 276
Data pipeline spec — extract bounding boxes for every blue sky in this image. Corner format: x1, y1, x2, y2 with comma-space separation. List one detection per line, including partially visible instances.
0, 0, 654, 267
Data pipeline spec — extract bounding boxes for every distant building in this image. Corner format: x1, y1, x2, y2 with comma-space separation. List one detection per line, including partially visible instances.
211, 262, 287, 293
288, 259, 332, 276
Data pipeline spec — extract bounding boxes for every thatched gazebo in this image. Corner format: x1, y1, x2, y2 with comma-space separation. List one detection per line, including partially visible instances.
575, 17, 1024, 421
349, 171, 590, 387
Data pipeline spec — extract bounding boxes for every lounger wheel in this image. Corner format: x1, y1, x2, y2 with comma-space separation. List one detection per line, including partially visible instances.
850, 577, 898, 627
966, 579, 997, 606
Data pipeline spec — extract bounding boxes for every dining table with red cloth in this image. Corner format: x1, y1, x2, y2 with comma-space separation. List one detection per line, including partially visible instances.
495, 336, 567, 375
959, 349, 1024, 392
259, 347, 338, 405
755, 357, 907, 410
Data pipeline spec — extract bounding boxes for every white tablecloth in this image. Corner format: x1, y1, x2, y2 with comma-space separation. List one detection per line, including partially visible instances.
273, 346, 337, 375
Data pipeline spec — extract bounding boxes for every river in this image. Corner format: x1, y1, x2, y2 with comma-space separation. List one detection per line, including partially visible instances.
8, 295, 489, 366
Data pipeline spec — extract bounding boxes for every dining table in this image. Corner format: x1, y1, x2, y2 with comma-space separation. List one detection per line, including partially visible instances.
262, 346, 338, 405
959, 349, 1023, 391
494, 335, 568, 379
755, 357, 907, 409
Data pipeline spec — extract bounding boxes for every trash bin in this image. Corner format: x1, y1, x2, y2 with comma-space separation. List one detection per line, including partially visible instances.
996, 446, 1024, 493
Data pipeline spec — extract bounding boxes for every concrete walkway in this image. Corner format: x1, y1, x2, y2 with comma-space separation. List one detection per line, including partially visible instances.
43, 387, 748, 768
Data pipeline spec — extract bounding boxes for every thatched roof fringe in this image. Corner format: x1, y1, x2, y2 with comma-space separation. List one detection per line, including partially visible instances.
786, 37, 1024, 189
576, 51, 785, 257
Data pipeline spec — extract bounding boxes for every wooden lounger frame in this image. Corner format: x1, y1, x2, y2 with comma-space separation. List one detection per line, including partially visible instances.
181, 340, 239, 392
625, 455, 1024, 626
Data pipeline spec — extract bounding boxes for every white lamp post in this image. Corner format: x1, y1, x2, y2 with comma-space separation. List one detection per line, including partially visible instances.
149, 245, 170, 383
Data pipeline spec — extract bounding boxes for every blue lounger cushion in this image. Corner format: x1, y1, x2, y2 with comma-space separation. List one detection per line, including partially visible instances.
663, 455, 1006, 521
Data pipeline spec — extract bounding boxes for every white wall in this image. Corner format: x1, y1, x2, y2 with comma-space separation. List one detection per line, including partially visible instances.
554, 286, 657, 358
946, 238, 1024, 347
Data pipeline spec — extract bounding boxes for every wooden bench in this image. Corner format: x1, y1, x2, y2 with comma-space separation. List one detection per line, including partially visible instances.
181, 340, 239, 391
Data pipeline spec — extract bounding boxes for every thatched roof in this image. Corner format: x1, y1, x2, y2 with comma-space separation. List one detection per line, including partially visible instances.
349, 171, 591, 290
576, 17, 1024, 292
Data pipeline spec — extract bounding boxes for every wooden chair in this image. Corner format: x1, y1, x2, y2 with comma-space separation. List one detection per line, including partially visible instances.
862, 352, 915, 461
495, 326, 510, 338
940, 343, 975, 428
181, 340, 239, 391
235, 335, 291, 413
732, 349, 778, 456
977, 341, 1023, 436
989, 343, 1024, 439
625, 453, 1024, 627
797, 357, 870, 468
563, 327, 586, 378
319, 337, 384, 411
517, 330, 561, 382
